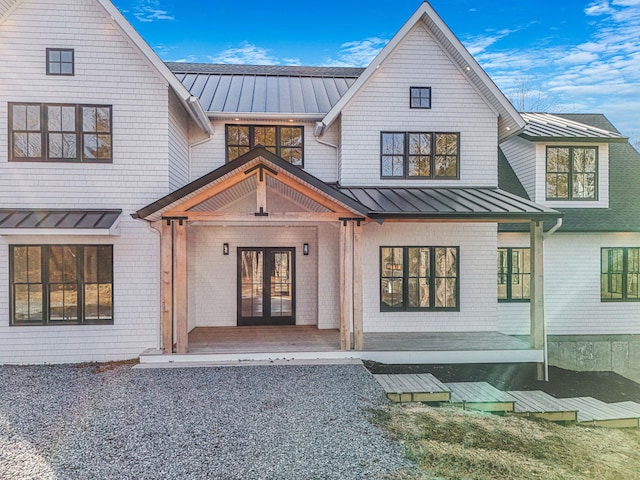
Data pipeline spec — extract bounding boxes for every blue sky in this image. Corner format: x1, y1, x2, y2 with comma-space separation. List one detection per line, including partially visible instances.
114, 0, 640, 145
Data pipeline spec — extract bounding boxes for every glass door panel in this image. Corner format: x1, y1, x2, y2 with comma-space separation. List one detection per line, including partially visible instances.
238, 248, 295, 325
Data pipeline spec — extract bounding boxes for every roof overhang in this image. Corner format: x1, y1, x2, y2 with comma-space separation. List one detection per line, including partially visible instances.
319, 2, 524, 142
94, 0, 212, 135
338, 187, 562, 223
134, 147, 370, 222
0, 209, 122, 236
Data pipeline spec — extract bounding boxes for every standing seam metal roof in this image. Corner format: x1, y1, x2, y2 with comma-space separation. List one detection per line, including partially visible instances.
0, 209, 122, 229
520, 113, 627, 142
338, 187, 561, 220
166, 63, 363, 115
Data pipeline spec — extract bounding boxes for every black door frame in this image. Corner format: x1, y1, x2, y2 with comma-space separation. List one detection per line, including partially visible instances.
237, 247, 296, 326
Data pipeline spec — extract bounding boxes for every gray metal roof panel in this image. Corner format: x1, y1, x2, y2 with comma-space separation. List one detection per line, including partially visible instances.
167, 62, 362, 115
166, 62, 365, 77
0, 209, 122, 229
338, 187, 560, 220
520, 112, 627, 142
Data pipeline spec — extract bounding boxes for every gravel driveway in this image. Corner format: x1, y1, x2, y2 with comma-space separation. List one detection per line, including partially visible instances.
0, 363, 409, 479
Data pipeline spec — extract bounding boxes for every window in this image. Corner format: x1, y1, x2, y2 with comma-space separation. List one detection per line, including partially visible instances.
381, 132, 459, 179
9, 103, 112, 162
226, 125, 304, 166
46, 48, 74, 75
601, 247, 640, 302
410, 87, 431, 109
497, 248, 530, 302
546, 146, 597, 200
380, 246, 459, 311
10, 245, 113, 325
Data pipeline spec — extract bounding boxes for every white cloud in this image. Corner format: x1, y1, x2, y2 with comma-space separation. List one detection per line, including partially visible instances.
322, 37, 388, 67
208, 43, 279, 65
133, 0, 174, 23
585, 1, 613, 16
556, 50, 599, 64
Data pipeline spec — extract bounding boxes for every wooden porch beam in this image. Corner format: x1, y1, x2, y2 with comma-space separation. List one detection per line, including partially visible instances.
173, 211, 350, 223
160, 220, 173, 353
530, 220, 545, 380
353, 222, 364, 351
174, 221, 188, 354
339, 220, 353, 350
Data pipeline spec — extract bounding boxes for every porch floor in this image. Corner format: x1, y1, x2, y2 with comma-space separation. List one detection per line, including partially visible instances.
187, 326, 533, 354
139, 327, 542, 366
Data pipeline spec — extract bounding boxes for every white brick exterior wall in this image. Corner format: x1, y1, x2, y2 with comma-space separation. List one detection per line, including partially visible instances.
339, 24, 498, 187
190, 119, 339, 183
498, 232, 640, 335
0, 0, 170, 363
363, 222, 498, 332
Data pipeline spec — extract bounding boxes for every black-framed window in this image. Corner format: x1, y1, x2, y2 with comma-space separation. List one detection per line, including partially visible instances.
9, 103, 112, 162
10, 245, 114, 325
601, 247, 640, 302
497, 247, 530, 302
546, 146, 598, 200
46, 48, 74, 75
381, 132, 459, 179
410, 87, 431, 109
226, 125, 304, 166
380, 246, 459, 311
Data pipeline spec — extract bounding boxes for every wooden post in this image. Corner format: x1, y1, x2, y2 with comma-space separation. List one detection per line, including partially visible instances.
174, 220, 188, 354
256, 173, 267, 212
530, 220, 545, 380
339, 220, 352, 350
353, 222, 364, 351
160, 220, 174, 353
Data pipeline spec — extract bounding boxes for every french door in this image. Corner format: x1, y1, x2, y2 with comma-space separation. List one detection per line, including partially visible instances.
237, 248, 295, 326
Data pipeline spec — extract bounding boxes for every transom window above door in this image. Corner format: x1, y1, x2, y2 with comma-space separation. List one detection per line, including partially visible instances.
226, 125, 304, 166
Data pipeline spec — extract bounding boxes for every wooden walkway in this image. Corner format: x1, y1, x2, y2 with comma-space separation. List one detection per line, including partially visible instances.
373, 374, 450, 403
374, 373, 640, 428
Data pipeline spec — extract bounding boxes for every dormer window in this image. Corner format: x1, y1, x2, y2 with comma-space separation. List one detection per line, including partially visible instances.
410, 87, 431, 109
546, 146, 597, 200
46, 48, 74, 76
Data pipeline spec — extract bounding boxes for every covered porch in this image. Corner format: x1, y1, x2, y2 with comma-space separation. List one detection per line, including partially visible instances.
138, 326, 542, 365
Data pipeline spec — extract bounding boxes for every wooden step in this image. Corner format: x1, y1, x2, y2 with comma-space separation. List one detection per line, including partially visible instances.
445, 382, 515, 412
557, 397, 640, 428
507, 390, 578, 422
373, 373, 451, 403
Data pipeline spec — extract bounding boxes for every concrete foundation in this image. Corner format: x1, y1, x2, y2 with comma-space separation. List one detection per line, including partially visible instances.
548, 335, 640, 379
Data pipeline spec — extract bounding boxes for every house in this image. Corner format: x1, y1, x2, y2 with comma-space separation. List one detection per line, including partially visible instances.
0, 1, 638, 377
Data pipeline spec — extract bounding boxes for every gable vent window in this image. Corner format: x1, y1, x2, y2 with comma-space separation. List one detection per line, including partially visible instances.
47, 48, 74, 76
410, 87, 431, 109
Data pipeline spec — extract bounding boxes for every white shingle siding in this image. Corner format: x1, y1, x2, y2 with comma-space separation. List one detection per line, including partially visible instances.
0, 226, 160, 364
533, 143, 609, 208
0, 0, 170, 363
498, 232, 640, 336
188, 226, 322, 328
168, 91, 191, 189
339, 24, 498, 187
363, 222, 498, 332
499, 137, 536, 198
190, 120, 339, 182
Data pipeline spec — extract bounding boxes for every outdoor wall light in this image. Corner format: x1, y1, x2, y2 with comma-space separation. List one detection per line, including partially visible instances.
303, 243, 309, 255
223, 243, 229, 255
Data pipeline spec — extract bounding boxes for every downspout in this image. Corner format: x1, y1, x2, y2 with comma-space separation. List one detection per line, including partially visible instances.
541, 217, 563, 381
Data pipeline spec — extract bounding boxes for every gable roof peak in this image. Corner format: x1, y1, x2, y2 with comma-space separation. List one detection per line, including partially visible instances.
319, 1, 524, 141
